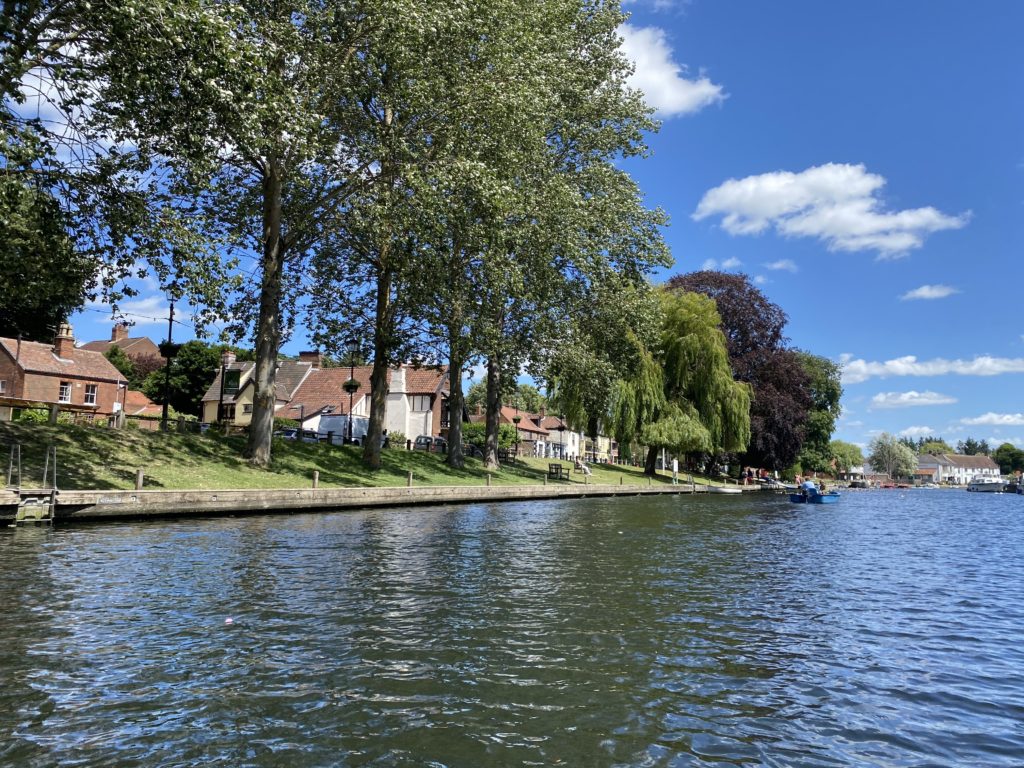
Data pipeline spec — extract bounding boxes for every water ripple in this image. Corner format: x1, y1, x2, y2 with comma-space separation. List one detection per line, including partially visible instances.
1, 491, 1022, 766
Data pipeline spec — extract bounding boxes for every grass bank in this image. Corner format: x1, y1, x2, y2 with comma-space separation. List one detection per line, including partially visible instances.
0, 422, 698, 491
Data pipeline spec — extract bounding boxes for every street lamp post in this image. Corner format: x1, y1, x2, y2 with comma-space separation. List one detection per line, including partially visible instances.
512, 402, 522, 457
558, 414, 566, 460
343, 336, 360, 444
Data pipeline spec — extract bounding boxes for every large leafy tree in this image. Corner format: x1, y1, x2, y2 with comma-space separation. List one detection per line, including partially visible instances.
666, 271, 812, 470
141, 341, 221, 416
605, 289, 750, 475
957, 437, 991, 456
0, 180, 92, 340
992, 442, 1024, 475
796, 351, 843, 473
867, 433, 918, 480
830, 440, 864, 474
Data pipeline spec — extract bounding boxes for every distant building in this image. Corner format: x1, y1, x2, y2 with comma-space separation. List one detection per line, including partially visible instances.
0, 324, 126, 420
918, 452, 1001, 485
81, 323, 164, 363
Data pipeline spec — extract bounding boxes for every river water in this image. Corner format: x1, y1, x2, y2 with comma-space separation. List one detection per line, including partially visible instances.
1, 490, 1022, 767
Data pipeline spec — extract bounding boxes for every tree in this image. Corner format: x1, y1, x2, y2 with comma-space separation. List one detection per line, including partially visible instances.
867, 433, 918, 480
0, 180, 93, 341
957, 438, 990, 456
666, 271, 813, 471
992, 442, 1024, 475
796, 352, 843, 473
919, 438, 954, 455
608, 289, 750, 475
830, 440, 864, 474
141, 341, 221, 416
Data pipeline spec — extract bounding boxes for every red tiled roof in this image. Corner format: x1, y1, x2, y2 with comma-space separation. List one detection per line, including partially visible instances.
123, 389, 162, 416
0, 337, 124, 383
81, 337, 163, 359
500, 406, 549, 436
405, 365, 449, 395
288, 365, 382, 416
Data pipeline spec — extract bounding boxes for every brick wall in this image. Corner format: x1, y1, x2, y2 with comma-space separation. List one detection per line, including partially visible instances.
19, 372, 120, 415
0, 351, 23, 398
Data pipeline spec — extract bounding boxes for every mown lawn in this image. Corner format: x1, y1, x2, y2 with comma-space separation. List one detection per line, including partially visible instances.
0, 421, 691, 491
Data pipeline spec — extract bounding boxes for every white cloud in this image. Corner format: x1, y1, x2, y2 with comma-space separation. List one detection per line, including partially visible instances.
753, 275, 767, 285
700, 257, 742, 270
898, 426, 935, 438
91, 295, 173, 327
841, 354, 1024, 385
764, 259, 798, 272
961, 412, 1024, 427
693, 163, 969, 257
618, 25, 725, 118
900, 284, 960, 301
870, 390, 957, 409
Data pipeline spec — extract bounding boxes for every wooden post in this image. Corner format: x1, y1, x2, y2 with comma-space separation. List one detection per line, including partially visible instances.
486, 473, 491, 487
648, 476, 652, 487
544, 475, 548, 486
619, 476, 623, 485
135, 469, 144, 490
407, 471, 413, 487
312, 470, 319, 489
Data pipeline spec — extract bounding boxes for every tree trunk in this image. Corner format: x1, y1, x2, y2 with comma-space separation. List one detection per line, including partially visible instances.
244, 157, 284, 467
446, 326, 465, 469
362, 261, 393, 470
644, 445, 658, 476
484, 356, 502, 470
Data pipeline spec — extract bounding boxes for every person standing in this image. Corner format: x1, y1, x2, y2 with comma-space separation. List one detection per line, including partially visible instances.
671, 456, 679, 485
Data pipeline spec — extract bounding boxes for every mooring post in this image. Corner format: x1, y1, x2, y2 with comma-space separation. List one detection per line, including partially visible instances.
407, 471, 413, 488
312, 470, 319, 489
648, 476, 652, 487
135, 469, 144, 490
486, 473, 491, 487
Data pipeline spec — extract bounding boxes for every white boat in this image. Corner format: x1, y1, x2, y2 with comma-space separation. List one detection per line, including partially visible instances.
966, 476, 1004, 493
708, 485, 742, 494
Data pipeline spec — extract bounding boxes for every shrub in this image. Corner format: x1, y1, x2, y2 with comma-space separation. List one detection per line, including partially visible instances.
462, 421, 517, 449
386, 430, 406, 449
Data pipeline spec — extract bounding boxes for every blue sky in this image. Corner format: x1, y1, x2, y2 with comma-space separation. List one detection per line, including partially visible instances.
69, 0, 1024, 452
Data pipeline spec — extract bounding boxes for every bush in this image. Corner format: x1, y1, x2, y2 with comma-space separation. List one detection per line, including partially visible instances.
462, 421, 517, 450
386, 430, 406, 449
13, 407, 48, 423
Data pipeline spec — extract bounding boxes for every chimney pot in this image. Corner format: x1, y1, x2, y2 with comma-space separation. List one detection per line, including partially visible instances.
54, 323, 75, 358
112, 323, 130, 342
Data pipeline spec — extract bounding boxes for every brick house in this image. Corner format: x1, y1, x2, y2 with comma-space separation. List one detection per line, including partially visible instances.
81, 323, 164, 363
0, 324, 126, 420
199, 351, 450, 441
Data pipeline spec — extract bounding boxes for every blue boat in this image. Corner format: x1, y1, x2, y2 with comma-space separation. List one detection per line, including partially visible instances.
790, 481, 841, 504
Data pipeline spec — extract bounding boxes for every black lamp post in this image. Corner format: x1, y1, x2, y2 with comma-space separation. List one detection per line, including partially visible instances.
557, 414, 566, 460
343, 336, 360, 444
512, 402, 522, 456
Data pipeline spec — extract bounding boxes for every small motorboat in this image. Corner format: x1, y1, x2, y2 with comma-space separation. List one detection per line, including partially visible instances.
708, 485, 743, 494
790, 481, 840, 504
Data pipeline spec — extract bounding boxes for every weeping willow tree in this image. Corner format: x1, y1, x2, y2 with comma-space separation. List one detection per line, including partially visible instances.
611, 289, 751, 475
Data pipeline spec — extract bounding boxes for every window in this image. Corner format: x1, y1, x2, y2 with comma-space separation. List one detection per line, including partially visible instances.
84, 384, 97, 406
223, 369, 241, 396
410, 395, 431, 412
59, 381, 71, 403
242, 404, 253, 414
220, 403, 236, 421
0, 379, 6, 394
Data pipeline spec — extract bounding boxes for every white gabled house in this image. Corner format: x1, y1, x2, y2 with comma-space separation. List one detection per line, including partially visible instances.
917, 452, 1001, 485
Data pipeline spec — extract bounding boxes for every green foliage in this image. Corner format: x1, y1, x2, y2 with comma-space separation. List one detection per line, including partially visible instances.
386, 431, 406, 449
957, 437, 991, 456
462, 421, 516, 450
830, 440, 864, 473
918, 439, 954, 455
141, 341, 221, 416
992, 442, 1024, 474
0, 179, 92, 341
867, 433, 918, 479
796, 352, 843, 473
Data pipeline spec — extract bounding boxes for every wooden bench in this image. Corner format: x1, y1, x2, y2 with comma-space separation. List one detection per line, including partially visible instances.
548, 463, 569, 480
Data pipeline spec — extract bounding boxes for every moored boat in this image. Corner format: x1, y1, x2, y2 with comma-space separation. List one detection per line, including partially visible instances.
966, 476, 1004, 493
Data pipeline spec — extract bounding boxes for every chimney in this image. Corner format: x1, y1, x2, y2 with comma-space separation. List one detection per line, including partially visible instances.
221, 349, 236, 367
54, 323, 75, 359
540, 405, 546, 418
298, 350, 322, 368
476, 403, 482, 416
111, 323, 130, 342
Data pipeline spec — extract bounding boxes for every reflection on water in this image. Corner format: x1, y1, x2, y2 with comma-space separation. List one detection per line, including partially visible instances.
2, 491, 1023, 766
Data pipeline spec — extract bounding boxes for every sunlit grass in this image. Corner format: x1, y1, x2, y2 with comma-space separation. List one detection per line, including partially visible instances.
1, 422, 694, 491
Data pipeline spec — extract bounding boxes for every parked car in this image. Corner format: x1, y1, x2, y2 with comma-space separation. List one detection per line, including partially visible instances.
414, 435, 447, 452
275, 428, 319, 443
